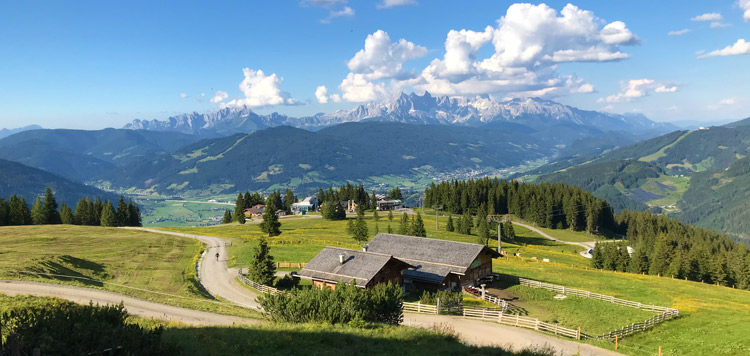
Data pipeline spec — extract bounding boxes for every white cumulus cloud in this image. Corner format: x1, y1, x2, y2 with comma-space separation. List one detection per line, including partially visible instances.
321, 6, 354, 23
340, 73, 390, 102
300, 0, 347, 8
699, 39, 750, 58
692, 12, 722, 21
668, 29, 691, 36
222, 68, 297, 108
710, 22, 730, 29
598, 79, 678, 103
577, 83, 595, 93
377, 0, 417, 9
742, 0, 750, 21
210, 90, 228, 103
179, 93, 188, 98
347, 30, 427, 80
315, 86, 329, 104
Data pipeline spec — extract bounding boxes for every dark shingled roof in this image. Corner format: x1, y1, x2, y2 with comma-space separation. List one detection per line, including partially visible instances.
297, 247, 412, 288
366, 233, 500, 284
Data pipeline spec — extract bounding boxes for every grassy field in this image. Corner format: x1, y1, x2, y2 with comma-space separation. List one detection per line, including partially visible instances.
138, 198, 233, 227
642, 175, 691, 207
496, 258, 750, 355
1, 294, 553, 356
0, 225, 258, 319
158, 214, 590, 269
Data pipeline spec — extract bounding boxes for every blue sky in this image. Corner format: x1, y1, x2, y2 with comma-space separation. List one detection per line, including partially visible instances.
1, 0, 749, 129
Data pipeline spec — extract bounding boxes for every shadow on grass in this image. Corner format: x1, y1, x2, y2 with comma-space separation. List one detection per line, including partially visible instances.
23, 255, 108, 287
162, 324, 558, 356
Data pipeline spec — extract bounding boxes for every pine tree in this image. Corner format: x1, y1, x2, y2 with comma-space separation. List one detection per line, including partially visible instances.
446, 215, 454, 232
116, 196, 129, 227
9, 195, 31, 225
93, 198, 103, 226
60, 203, 76, 224
371, 192, 378, 211
221, 209, 233, 224
460, 212, 472, 235
503, 222, 516, 240
388, 210, 393, 222
0, 198, 9, 226
373, 210, 380, 222
42, 187, 61, 224
284, 188, 295, 214
411, 213, 426, 237
259, 200, 282, 237
234, 193, 246, 224
398, 212, 410, 235
322, 200, 346, 220
388, 186, 402, 200
351, 206, 369, 244
127, 199, 141, 227
248, 236, 276, 286
74, 198, 89, 225
346, 219, 354, 234
100, 201, 117, 227
31, 196, 45, 225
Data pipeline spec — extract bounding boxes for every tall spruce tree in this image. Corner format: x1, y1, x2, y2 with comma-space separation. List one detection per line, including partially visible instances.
43, 187, 61, 224
60, 203, 76, 224
9, 195, 31, 225
259, 200, 282, 237
221, 209, 233, 224
411, 213, 426, 237
351, 205, 369, 244
31, 196, 45, 225
93, 198, 103, 226
248, 236, 276, 286
284, 188, 295, 214
115, 196, 130, 227
0, 198, 9, 226
127, 199, 141, 227
233, 193, 246, 224
398, 212, 410, 235
446, 215, 454, 232
100, 201, 117, 227
388, 210, 393, 222
478, 217, 490, 246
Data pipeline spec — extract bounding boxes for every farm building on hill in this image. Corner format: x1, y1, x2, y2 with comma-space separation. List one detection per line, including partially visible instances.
297, 247, 413, 290
243, 204, 265, 218
298, 233, 499, 291
367, 233, 500, 291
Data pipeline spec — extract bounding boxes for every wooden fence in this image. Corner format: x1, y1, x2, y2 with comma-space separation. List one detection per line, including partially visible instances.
462, 306, 590, 340
237, 272, 282, 295
402, 301, 438, 314
517, 277, 679, 340
276, 262, 307, 269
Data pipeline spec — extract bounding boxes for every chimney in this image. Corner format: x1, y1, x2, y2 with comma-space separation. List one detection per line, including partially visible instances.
339, 252, 346, 265
362, 244, 369, 252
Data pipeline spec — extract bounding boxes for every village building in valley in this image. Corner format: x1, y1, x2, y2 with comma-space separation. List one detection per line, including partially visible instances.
297, 233, 499, 291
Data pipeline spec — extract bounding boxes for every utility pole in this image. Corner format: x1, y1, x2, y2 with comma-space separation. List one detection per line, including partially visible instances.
487, 214, 506, 253
433, 205, 442, 230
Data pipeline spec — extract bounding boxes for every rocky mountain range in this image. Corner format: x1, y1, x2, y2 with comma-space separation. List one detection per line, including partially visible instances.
125, 92, 676, 138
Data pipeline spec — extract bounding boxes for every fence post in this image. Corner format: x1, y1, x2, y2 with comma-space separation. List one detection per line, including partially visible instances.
436, 298, 441, 315
615, 334, 619, 350
535, 319, 539, 330
498, 312, 503, 323
577, 327, 581, 340
516, 314, 520, 326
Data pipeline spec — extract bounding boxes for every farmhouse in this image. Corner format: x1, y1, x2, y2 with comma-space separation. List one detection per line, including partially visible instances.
297, 247, 413, 290
243, 204, 265, 218
376, 199, 403, 211
366, 233, 500, 291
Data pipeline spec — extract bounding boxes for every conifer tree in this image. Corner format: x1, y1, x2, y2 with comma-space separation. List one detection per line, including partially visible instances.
346, 219, 354, 234
127, 199, 141, 226
74, 198, 89, 225
371, 192, 377, 211
93, 198, 103, 226
221, 209, 233, 224
259, 200, 282, 237
284, 188, 295, 214
31, 196, 45, 225
100, 201, 117, 227
234, 193, 247, 224
9, 195, 31, 225
43, 187, 61, 224
478, 217, 490, 246
388, 210, 393, 222
0, 198, 9, 226
411, 213, 426, 237
446, 215, 454, 232
398, 212, 410, 235
373, 210, 380, 222
248, 236, 276, 286
460, 212, 472, 235
115, 196, 129, 227
59, 203, 75, 224
351, 205, 369, 244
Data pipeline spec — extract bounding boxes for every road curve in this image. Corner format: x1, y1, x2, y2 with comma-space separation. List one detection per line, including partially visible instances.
510, 221, 596, 258
122, 227, 261, 310
0, 280, 259, 326
404, 314, 622, 356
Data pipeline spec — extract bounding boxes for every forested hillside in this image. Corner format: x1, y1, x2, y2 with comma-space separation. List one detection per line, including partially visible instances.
0, 159, 117, 207
108, 123, 554, 195
0, 128, 200, 182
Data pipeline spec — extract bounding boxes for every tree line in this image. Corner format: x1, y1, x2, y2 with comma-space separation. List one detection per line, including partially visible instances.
224, 188, 296, 225
424, 178, 616, 234
594, 210, 750, 290
0, 187, 140, 227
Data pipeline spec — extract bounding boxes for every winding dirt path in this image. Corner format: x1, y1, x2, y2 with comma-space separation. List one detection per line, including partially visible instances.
0, 280, 258, 326
510, 221, 597, 258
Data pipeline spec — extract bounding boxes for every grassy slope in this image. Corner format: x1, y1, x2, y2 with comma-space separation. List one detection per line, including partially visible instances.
638, 131, 692, 163
161, 216, 750, 355
0, 225, 257, 318
1, 294, 551, 356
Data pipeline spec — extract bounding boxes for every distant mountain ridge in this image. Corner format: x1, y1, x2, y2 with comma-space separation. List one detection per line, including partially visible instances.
0, 124, 42, 139
124, 92, 676, 138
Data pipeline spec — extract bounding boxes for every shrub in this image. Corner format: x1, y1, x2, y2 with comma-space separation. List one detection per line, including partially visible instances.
258, 282, 403, 325
419, 290, 463, 306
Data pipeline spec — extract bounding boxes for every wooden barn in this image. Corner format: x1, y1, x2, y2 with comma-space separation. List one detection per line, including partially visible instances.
366, 233, 500, 291
297, 247, 413, 290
